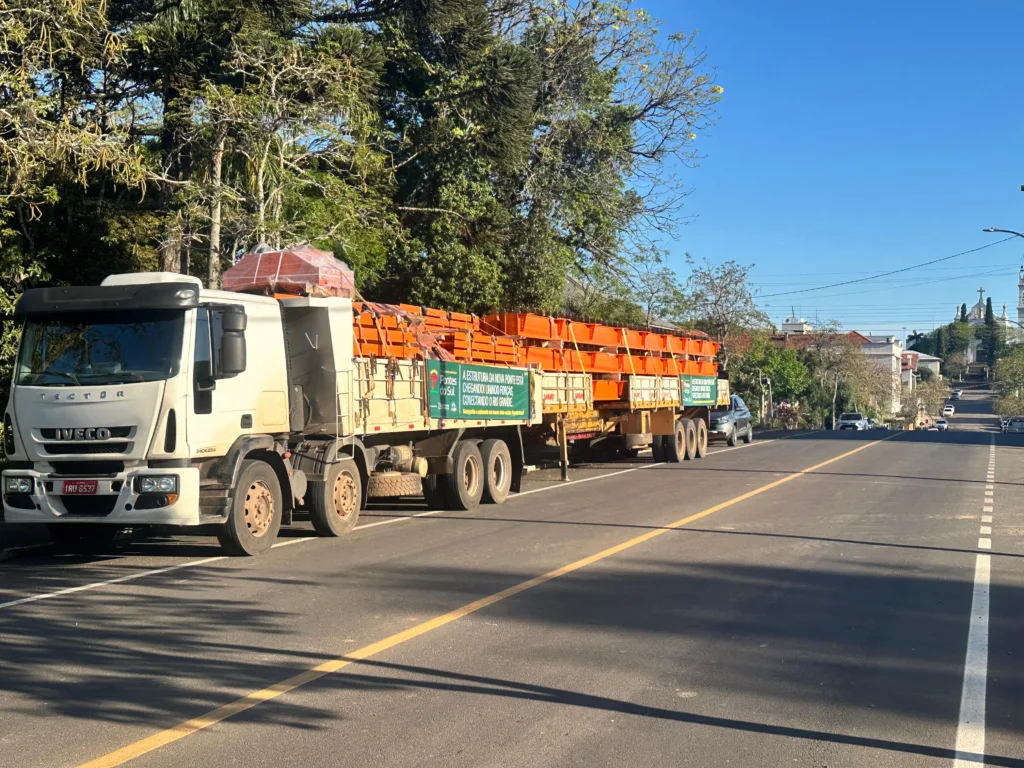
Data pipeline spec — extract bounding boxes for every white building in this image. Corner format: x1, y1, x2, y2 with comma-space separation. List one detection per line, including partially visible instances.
861, 335, 903, 415
781, 315, 813, 335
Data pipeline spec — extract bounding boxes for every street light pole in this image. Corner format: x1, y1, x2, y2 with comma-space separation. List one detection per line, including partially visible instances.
983, 227, 1024, 239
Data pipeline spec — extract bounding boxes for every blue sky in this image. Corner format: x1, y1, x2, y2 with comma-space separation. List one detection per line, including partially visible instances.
645, 0, 1024, 337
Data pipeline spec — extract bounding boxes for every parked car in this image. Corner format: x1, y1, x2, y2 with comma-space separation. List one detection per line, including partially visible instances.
942, 404, 955, 417
709, 395, 753, 446
935, 419, 949, 431
950, 392, 961, 401
837, 412, 868, 430
1005, 417, 1024, 434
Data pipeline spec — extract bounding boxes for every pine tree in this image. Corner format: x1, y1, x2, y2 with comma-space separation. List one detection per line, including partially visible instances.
960, 303, 968, 322
936, 326, 948, 360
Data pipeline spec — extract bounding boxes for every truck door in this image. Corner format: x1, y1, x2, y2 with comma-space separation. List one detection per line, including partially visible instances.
186, 305, 257, 457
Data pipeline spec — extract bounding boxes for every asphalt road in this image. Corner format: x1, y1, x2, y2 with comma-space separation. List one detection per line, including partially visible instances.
2, 392, 1023, 767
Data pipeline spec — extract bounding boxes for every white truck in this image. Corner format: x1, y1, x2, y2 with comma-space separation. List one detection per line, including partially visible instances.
2, 272, 720, 555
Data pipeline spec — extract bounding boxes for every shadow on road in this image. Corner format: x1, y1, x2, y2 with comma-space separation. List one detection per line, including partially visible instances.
2, 557, 1023, 766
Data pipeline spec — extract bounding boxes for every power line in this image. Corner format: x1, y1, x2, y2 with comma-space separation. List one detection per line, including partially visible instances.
756, 237, 1017, 298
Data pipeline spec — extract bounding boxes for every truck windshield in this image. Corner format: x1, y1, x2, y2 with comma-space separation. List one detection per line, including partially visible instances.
16, 309, 185, 386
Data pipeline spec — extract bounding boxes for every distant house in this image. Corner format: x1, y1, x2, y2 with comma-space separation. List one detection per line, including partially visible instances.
914, 352, 942, 379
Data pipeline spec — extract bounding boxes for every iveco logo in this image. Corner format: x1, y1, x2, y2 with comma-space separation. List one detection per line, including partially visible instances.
56, 428, 112, 441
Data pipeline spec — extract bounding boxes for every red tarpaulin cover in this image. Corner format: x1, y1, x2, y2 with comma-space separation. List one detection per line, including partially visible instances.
222, 246, 355, 298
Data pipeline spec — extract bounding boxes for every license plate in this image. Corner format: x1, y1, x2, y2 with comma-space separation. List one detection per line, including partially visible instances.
63, 480, 98, 495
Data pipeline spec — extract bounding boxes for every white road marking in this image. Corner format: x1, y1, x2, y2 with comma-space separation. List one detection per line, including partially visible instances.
980, 526, 992, 535
953, 554, 991, 767
983, 506, 993, 513
981, 515, 992, 523
0, 437, 788, 610
984, 490, 994, 497
978, 538, 992, 550
985, 484, 994, 490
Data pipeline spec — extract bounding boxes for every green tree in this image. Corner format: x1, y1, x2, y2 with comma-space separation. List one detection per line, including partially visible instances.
960, 303, 968, 322
684, 257, 768, 369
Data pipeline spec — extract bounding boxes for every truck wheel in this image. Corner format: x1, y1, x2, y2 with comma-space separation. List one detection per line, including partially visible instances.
694, 420, 709, 458
651, 436, 666, 463
663, 420, 686, 463
744, 425, 754, 444
217, 460, 282, 556
444, 440, 484, 510
48, 524, 121, 554
683, 419, 698, 460
422, 473, 450, 510
480, 438, 512, 504
308, 459, 361, 537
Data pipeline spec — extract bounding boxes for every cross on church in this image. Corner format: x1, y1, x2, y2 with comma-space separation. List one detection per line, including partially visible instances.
978, 287, 985, 305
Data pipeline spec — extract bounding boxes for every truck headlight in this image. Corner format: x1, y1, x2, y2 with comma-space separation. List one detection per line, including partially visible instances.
135, 476, 178, 494
4, 476, 32, 494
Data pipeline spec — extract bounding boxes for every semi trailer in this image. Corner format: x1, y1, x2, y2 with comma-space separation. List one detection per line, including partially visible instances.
2, 254, 722, 555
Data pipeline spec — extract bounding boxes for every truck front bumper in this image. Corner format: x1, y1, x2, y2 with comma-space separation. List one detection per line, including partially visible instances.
2, 467, 202, 526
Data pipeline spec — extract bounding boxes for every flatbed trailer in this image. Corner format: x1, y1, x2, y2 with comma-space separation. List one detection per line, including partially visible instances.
2, 251, 723, 555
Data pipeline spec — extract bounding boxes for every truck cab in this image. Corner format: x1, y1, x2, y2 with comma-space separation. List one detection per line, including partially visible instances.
2, 273, 291, 551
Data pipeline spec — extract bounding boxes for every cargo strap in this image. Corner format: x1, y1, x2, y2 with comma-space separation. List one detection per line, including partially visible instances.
567, 321, 587, 375
620, 329, 636, 376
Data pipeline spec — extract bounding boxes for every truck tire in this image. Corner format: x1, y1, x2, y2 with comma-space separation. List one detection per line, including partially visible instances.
651, 436, 666, 463
444, 440, 484, 510
308, 458, 361, 537
422, 473, 450, 510
683, 419, 698, 460
744, 425, 754, 444
694, 420, 709, 458
480, 438, 512, 504
217, 460, 282, 556
663, 420, 686, 463
48, 524, 121, 554
366, 472, 422, 498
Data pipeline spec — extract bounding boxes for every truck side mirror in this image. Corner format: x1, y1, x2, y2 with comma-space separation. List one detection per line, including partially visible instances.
221, 311, 247, 333
219, 331, 246, 377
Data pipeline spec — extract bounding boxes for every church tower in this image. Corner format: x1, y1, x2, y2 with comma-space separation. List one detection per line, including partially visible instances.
1018, 266, 1024, 330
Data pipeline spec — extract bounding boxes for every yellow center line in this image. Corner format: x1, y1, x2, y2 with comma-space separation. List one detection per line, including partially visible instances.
79, 438, 885, 768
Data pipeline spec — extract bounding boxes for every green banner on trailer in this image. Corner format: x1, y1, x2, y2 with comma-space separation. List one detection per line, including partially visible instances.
681, 374, 718, 407
427, 361, 531, 420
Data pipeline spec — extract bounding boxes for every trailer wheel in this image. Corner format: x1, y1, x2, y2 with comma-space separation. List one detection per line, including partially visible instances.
422, 473, 450, 510
683, 419, 698, 460
480, 438, 512, 504
217, 460, 282, 556
663, 419, 686, 463
695, 420, 709, 458
444, 440, 484, 510
48, 524, 122, 554
651, 436, 666, 463
308, 458, 361, 537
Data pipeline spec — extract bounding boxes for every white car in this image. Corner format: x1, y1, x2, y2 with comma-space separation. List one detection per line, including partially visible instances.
837, 412, 868, 430
935, 419, 949, 432
942, 405, 955, 417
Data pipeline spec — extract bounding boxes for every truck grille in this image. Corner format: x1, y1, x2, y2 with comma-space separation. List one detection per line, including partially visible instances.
49, 461, 124, 476
39, 427, 132, 439
43, 442, 130, 455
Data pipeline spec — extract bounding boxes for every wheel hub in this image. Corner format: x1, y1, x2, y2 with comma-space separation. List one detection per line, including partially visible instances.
333, 472, 357, 520
244, 480, 274, 537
